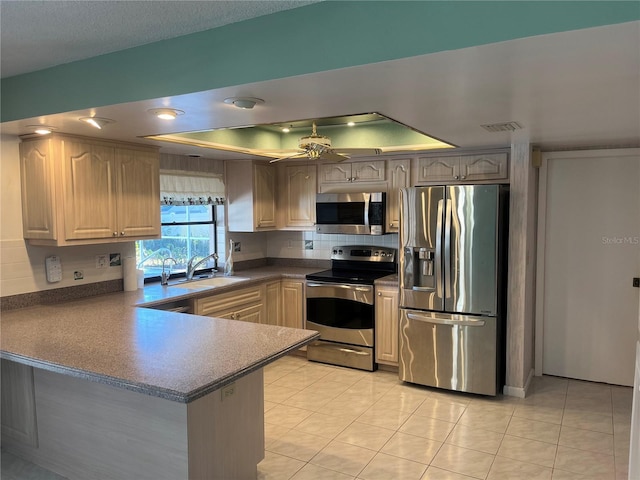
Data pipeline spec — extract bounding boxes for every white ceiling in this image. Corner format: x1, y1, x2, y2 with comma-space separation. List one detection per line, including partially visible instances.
1, 2, 638, 157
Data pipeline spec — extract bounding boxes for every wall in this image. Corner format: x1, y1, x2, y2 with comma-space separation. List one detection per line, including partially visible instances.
0, 135, 133, 297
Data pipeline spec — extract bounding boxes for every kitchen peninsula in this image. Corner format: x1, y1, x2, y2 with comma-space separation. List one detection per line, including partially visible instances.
0, 286, 319, 480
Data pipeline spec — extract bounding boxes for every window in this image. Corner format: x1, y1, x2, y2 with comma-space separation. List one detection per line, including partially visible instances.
136, 204, 218, 281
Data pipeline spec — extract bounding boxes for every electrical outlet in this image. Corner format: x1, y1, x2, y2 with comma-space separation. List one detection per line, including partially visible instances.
633, 277, 640, 288
221, 382, 235, 401
73, 270, 84, 280
305, 240, 314, 250
96, 254, 108, 269
233, 242, 241, 252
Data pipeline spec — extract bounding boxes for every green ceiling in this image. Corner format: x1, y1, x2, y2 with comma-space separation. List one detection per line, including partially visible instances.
2, 1, 639, 122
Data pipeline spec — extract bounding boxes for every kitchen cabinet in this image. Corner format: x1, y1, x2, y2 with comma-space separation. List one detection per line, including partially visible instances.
264, 279, 304, 329
281, 280, 304, 329
20, 133, 160, 246
375, 286, 399, 366
1, 360, 38, 447
386, 158, 411, 232
265, 280, 281, 326
319, 160, 386, 192
226, 161, 276, 232
414, 153, 508, 184
194, 284, 266, 324
277, 163, 317, 229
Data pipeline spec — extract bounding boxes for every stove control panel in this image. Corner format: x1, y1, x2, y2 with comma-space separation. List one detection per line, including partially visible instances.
330, 245, 396, 263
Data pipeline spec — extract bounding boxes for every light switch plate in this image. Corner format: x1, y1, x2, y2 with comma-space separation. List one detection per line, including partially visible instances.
96, 254, 108, 269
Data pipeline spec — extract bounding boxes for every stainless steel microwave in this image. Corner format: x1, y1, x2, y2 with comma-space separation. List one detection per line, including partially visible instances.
315, 192, 386, 235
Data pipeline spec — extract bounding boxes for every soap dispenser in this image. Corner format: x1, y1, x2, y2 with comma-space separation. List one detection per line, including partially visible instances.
224, 239, 234, 276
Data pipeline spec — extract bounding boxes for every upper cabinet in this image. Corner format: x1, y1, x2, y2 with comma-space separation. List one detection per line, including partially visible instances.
277, 164, 317, 229
414, 153, 509, 184
20, 134, 160, 246
386, 158, 411, 233
318, 160, 386, 192
227, 161, 276, 232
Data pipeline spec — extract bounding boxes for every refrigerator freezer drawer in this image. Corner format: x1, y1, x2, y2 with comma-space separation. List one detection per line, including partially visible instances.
399, 309, 499, 396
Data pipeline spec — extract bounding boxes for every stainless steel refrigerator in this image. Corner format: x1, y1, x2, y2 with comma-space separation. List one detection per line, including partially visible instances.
398, 185, 509, 396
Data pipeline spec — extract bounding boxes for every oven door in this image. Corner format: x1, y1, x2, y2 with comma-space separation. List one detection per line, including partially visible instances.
305, 281, 374, 346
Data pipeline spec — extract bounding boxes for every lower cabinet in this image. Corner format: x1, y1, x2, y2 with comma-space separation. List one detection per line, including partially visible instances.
1, 360, 38, 447
281, 280, 304, 329
265, 279, 304, 329
375, 286, 399, 366
194, 284, 265, 324
193, 279, 305, 329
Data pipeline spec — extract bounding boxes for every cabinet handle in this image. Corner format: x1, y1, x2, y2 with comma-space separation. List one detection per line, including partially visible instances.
112, 232, 118, 237
377, 292, 382, 296
461, 175, 466, 179
453, 175, 459, 180
120, 232, 125, 236
389, 223, 395, 228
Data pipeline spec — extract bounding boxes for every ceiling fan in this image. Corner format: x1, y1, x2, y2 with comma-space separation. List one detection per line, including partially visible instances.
269, 122, 382, 163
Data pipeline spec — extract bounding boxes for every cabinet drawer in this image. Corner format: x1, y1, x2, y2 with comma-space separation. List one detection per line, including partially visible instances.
209, 302, 263, 323
194, 285, 263, 317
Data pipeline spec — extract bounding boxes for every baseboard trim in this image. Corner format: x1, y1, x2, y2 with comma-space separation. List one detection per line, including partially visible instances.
503, 368, 535, 398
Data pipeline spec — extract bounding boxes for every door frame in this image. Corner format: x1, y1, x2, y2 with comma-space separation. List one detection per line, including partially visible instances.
534, 148, 640, 376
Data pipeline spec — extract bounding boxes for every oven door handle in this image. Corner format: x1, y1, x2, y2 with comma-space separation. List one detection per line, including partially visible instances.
306, 282, 373, 293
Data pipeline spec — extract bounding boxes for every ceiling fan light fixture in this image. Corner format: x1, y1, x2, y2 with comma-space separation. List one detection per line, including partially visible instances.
79, 116, 114, 129
148, 108, 184, 120
223, 97, 264, 109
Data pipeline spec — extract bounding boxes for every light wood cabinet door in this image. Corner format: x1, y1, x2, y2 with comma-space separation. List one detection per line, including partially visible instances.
415, 156, 460, 183
386, 158, 411, 232
375, 286, 399, 366
1, 360, 38, 447
459, 153, 508, 181
283, 165, 316, 228
116, 148, 161, 238
265, 281, 281, 326
281, 280, 304, 329
415, 153, 509, 184
63, 140, 117, 240
20, 137, 56, 240
319, 163, 352, 184
352, 160, 386, 182
20, 134, 160, 246
254, 164, 276, 229
227, 161, 277, 232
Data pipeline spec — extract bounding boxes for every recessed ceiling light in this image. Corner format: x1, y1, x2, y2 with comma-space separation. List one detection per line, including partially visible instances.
223, 97, 265, 109
26, 125, 56, 135
282, 127, 290, 133
79, 117, 114, 129
147, 108, 185, 120
347, 121, 356, 127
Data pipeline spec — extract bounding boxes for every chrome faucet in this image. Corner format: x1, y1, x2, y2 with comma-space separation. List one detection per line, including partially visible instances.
186, 253, 219, 281
161, 257, 177, 285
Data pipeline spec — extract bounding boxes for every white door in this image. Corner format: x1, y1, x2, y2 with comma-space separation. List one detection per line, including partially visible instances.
540, 149, 640, 386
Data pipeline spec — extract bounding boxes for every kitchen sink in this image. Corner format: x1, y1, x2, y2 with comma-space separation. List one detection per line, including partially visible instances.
169, 276, 249, 290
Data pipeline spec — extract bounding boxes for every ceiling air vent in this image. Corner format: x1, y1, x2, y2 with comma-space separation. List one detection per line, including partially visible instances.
481, 122, 522, 133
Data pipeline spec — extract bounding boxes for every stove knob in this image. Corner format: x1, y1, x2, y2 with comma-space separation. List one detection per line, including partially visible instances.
333, 249, 338, 255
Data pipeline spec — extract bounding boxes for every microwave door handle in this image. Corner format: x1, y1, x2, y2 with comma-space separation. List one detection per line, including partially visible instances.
363, 193, 370, 227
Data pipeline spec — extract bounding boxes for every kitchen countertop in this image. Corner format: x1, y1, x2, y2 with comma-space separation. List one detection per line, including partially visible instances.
0, 267, 322, 403
375, 274, 399, 287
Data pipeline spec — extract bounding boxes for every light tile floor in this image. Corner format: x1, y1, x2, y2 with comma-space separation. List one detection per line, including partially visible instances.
258, 355, 633, 480
1, 355, 633, 480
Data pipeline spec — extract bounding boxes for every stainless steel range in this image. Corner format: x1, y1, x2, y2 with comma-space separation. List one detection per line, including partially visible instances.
305, 245, 397, 371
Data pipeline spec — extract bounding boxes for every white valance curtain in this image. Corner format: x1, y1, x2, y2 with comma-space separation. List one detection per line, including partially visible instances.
160, 170, 225, 205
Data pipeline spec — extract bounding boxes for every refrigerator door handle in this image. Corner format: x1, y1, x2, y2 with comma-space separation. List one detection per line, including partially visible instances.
435, 199, 444, 298
407, 312, 486, 327
444, 198, 453, 299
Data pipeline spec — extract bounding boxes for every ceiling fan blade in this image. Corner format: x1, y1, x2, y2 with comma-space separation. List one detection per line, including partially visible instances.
319, 151, 349, 162
333, 147, 383, 156
269, 152, 308, 163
